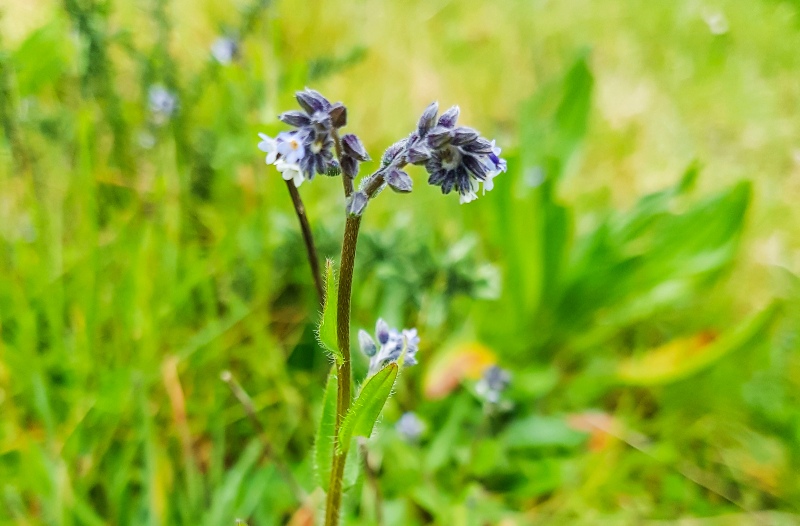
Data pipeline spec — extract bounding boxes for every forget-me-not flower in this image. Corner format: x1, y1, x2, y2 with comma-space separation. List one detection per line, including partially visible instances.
358, 318, 420, 376
475, 365, 511, 404
211, 36, 239, 65
148, 85, 178, 124
395, 412, 425, 443
275, 89, 354, 181
258, 131, 309, 187
403, 102, 506, 204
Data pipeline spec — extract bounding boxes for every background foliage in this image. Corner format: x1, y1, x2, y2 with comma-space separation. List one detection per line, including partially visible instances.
2, 0, 800, 524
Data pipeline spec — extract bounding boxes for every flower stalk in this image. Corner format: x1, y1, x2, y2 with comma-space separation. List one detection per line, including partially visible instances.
284, 179, 325, 304
324, 214, 361, 525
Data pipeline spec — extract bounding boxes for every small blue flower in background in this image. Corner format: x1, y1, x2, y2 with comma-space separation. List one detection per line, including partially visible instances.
395, 412, 424, 443
148, 85, 178, 124
359, 318, 420, 376
475, 365, 511, 404
403, 102, 506, 204
211, 36, 239, 65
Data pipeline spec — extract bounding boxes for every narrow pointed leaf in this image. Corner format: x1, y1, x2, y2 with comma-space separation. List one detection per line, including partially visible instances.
337, 363, 399, 453
316, 260, 342, 365
314, 368, 337, 488
617, 302, 781, 385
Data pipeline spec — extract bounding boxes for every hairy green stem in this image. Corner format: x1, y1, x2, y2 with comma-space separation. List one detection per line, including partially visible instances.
284, 180, 324, 304
325, 214, 362, 526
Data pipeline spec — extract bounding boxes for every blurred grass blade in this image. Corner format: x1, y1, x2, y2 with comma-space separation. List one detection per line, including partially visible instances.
618, 302, 782, 385
314, 367, 337, 489
203, 439, 263, 526
317, 259, 342, 365
337, 363, 398, 453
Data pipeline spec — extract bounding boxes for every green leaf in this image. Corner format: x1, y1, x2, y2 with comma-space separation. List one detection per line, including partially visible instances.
13, 20, 72, 96
338, 363, 399, 453
617, 302, 782, 385
317, 259, 342, 365
343, 440, 361, 489
314, 367, 338, 488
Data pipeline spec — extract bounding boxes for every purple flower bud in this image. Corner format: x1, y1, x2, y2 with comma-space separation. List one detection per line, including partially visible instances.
329, 103, 347, 128
451, 127, 480, 146
437, 105, 460, 128
342, 134, 370, 161
386, 168, 413, 193
406, 144, 432, 165
279, 110, 312, 127
375, 319, 390, 345
345, 191, 368, 216
295, 89, 331, 114
341, 155, 358, 178
359, 329, 377, 357
426, 126, 453, 149
417, 101, 439, 136
461, 137, 494, 155
382, 138, 408, 166
309, 111, 332, 132
462, 154, 488, 179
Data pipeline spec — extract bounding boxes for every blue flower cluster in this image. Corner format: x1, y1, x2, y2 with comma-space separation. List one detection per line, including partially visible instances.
358, 318, 420, 376
258, 89, 369, 187
475, 365, 511, 404
388, 102, 507, 204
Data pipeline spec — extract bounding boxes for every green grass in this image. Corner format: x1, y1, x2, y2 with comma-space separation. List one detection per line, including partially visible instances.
2, 0, 800, 524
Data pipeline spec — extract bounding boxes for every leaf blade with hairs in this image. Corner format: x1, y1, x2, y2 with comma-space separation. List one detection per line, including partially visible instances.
317, 260, 342, 365
337, 363, 398, 453
314, 367, 337, 488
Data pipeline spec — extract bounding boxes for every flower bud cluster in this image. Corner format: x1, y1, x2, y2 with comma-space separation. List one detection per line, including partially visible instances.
405, 102, 507, 204
358, 318, 420, 376
257, 89, 506, 211
258, 89, 370, 187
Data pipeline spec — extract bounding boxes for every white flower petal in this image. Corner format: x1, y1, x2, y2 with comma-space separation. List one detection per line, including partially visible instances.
459, 191, 478, 204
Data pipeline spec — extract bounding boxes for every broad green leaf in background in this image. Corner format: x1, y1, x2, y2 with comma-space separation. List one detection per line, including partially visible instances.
618, 302, 782, 385
487, 52, 594, 348
317, 259, 342, 365
13, 19, 73, 95
337, 363, 398, 453
314, 367, 338, 489
557, 178, 752, 350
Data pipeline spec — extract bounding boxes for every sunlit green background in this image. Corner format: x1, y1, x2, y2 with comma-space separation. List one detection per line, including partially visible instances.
2, 0, 800, 524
